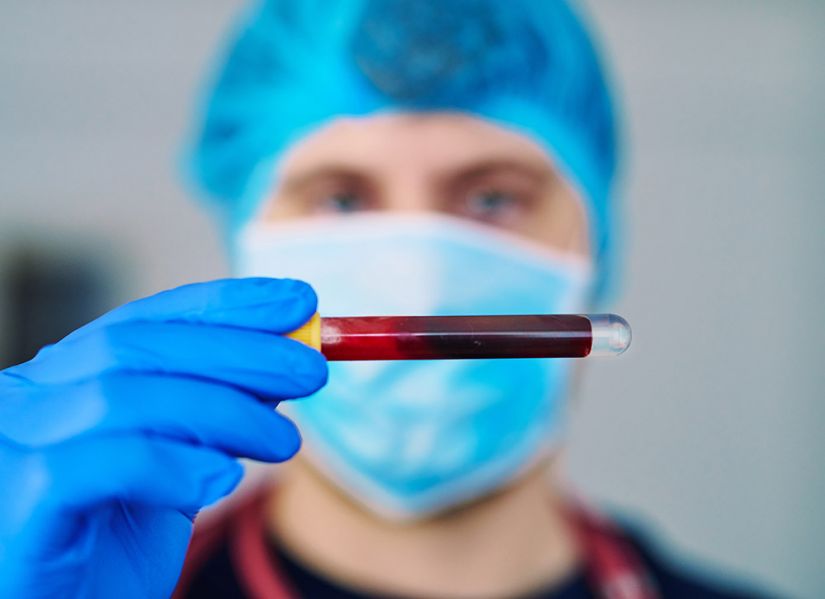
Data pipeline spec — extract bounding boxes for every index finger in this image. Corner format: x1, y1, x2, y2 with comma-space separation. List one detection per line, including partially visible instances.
67, 278, 316, 341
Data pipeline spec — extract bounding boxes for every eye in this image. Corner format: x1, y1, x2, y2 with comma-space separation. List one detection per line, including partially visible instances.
316, 191, 369, 214
461, 189, 522, 221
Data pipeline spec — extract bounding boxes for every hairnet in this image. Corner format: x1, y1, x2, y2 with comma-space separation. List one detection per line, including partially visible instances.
186, 0, 621, 299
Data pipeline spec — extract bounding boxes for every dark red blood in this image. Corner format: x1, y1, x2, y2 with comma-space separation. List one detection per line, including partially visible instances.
320, 315, 593, 361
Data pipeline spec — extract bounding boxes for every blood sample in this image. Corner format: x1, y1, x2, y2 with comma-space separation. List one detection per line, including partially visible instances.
287, 314, 631, 361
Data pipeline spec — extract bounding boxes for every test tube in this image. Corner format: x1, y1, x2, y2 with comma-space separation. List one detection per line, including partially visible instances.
288, 314, 631, 361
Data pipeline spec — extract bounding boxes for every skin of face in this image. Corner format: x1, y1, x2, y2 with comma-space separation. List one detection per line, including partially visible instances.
253, 113, 593, 597
259, 112, 591, 261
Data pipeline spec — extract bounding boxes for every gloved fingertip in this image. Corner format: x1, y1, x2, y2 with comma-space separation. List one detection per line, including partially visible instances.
245, 277, 316, 305
291, 347, 329, 396
266, 414, 302, 462
277, 278, 318, 305
274, 334, 328, 379
274, 277, 319, 321
220, 277, 318, 333
199, 461, 244, 507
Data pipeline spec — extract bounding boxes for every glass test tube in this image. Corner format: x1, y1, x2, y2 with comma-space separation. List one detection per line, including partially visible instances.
288, 314, 631, 361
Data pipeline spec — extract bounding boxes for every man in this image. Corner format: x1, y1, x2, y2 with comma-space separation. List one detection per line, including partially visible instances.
0, 1, 767, 597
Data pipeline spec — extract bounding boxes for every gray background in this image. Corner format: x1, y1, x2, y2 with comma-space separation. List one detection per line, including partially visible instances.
1, 1, 822, 597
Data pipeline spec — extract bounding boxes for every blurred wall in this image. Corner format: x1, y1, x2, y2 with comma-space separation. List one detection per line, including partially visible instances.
1, 1, 822, 597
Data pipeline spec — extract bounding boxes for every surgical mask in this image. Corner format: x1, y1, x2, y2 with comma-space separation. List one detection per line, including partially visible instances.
233, 213, 592, 519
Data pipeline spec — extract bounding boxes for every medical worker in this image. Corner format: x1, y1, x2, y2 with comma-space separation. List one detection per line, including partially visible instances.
0, 1, 770, 598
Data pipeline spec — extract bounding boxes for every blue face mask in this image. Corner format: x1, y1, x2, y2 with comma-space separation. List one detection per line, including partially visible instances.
234, 213, 592, 519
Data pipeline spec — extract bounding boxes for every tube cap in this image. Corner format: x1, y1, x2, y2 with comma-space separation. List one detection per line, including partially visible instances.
285, 312, 322, 351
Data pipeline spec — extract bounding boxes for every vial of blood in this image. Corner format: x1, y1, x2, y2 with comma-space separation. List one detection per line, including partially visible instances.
287, 313, 631, 361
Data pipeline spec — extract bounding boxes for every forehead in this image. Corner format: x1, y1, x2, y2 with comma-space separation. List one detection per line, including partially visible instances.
276, 112, 559, 177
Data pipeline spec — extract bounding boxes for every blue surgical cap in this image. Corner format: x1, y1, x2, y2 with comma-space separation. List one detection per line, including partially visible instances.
186, 0, 622, 300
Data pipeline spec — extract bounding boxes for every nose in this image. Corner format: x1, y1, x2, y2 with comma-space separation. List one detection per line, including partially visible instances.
379, 175, 438, 215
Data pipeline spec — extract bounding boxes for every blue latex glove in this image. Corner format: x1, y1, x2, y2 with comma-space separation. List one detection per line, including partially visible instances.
0, 278, 327, 598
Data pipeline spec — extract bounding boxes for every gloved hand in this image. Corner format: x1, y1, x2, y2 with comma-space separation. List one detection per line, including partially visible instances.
0, 278, 327, 598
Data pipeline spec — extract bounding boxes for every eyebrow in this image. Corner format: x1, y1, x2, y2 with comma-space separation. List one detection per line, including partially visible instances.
445, 158, 556, 185
278, 156, 558, 196
279, 165, 368, 195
